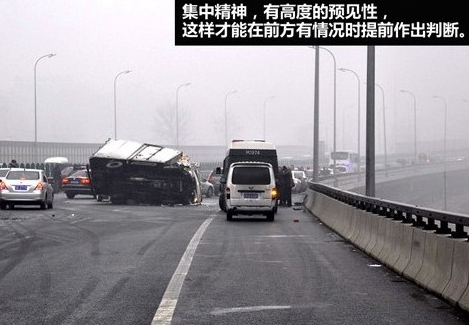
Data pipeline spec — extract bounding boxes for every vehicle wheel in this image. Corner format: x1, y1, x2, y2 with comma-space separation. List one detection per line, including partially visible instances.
266, 211, 275, 222
219, 194, 226, 212
66, 192, 75, 199
227, 211, 233, 221
0, 203, 6, 210
111, 196, 125, 205
8, 204, 14, 210
206, 187, 213, 198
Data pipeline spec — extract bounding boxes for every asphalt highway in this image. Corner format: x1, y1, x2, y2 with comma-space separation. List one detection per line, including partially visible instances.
0, 193, 467, 325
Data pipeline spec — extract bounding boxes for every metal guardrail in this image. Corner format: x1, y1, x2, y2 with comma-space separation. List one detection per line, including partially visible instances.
308, 181, 469, 240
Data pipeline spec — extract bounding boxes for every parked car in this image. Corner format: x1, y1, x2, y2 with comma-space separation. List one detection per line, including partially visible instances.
291, 170, 308, 193
199, 178, 214, 198
61, 168, 95, 199
0, 168, 54, 210
206, 168, 222, 195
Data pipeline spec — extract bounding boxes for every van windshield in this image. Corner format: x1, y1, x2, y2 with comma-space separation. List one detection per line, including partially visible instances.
232, 167, 270, 185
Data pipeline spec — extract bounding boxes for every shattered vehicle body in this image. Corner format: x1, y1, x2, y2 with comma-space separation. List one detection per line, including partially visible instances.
89, 139, 202, 205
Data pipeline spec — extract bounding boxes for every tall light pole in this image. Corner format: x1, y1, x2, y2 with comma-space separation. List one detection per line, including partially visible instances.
375, 83, 387, 176
176, 82, 191, 148
316, 47, 337, 164
400, 90, 417, 164
263, 95, 275, 140
114, 70, 131, 139
433, 95, 448, 211
34, 53, 56, 147
338, 67, 361, 181
224, 90, 237, 147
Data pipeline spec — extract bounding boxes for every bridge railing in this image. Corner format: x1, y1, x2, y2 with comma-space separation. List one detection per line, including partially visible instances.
308, 181, 469, 240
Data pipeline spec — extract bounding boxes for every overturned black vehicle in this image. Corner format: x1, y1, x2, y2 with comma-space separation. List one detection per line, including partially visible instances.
89, 139, 202, 205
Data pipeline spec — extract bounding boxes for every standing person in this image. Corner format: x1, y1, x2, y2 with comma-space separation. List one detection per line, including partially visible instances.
52, 165, 63, 193
8, 159, 19, 168
277, 166, 284, 206
280, 165, 294, 207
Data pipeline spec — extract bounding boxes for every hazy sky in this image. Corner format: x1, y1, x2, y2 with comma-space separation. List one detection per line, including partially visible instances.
1, 0, 468, 155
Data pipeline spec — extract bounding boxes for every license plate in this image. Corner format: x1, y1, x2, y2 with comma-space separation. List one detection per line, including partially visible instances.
244, 192, 259, 199
70, 180, 80, 184
15, 185, 27, 191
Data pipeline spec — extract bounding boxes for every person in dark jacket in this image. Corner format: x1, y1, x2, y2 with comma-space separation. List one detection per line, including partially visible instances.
279, 165, 294, 207
8, 159, 19, 168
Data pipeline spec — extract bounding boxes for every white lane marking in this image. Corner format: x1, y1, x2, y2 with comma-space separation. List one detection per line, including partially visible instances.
211, 305, 292, 315
257, 235, 308, 238
151, 216, 214, 325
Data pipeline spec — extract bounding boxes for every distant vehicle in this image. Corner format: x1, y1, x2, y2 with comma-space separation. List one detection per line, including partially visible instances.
199, 178, 214, 198
418, 152, 433, 164
318, 167, 332, 177
89, 139, 202, 205
224, 161, 278, 222
196, 169, 213, 198
291, 170, 307, 193
216, 140, 279, 212
206, 168, 221, 195
61, 168, 95, 199
329, 150, 359, 172
0, 168, 54, 210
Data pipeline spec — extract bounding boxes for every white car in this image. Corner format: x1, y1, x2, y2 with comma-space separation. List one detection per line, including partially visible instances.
0, 168, 54, 210
291, 170, 307, 193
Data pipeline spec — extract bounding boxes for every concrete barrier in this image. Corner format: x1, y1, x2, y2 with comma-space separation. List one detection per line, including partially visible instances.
442, 239, 469, 307
402, 229, 426, 280
303, 188, 469, 312
392, 224, 414, 275
354, 210, 373, 251
363, 213, 381, 255
369, 217, 387, 260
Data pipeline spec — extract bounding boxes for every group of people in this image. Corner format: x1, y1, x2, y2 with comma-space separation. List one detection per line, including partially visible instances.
8, 159, 19, 168
277, 165, 294, 207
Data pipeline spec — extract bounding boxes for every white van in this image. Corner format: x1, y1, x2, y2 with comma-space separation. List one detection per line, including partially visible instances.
217, 140, 279, 212
225, 161, 278, 221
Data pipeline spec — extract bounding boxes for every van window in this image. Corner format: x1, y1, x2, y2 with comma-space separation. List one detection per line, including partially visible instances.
232, 167, 270, 185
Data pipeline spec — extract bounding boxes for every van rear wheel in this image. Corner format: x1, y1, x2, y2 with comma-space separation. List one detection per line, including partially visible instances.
266, 211, 275, 222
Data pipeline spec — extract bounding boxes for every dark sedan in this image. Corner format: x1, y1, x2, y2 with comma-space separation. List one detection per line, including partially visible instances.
61, 169, 95, 199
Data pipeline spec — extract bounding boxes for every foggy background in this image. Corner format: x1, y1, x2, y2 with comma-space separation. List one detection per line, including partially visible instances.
1, 0, 468, 156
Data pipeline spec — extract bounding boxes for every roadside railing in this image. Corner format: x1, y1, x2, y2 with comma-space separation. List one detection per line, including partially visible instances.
309, 181, 469, 240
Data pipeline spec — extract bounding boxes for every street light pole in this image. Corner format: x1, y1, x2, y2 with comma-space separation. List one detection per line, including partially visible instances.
263, 96, 275, 140
400, 90, 417, 164
317, 47, 337, 164
433, 95, 448, 211
338, 67, 361, 181
114, 70, 131, 139
224, 90, 237, 147
34, 53, 56, 148
375, 83, 387, 176
176, 82, 191, 148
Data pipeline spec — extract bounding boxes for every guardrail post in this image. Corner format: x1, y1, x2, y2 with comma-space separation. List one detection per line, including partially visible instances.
424, 218, 438, 231
402, 212, 413, 224
452, 224, 468, 239
413, 215, 426, 228
436, 221, 452, 235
